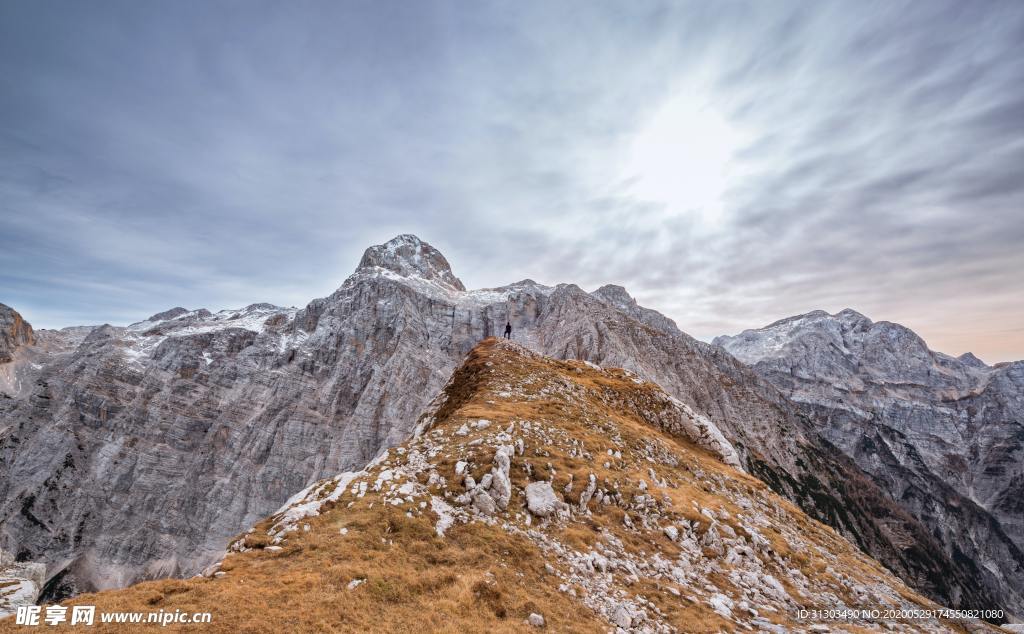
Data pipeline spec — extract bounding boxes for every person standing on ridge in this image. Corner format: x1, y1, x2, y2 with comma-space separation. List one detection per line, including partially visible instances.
503, 321, 512, 339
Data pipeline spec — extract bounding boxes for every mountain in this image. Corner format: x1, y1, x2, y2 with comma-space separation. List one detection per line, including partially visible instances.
715, 309, 1024, 619
0, 304, 35, 364
0, 235, 1012, 622
2, 339, 990, 633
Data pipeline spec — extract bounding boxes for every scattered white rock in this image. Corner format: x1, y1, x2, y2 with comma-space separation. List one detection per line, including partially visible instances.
431, 496, 457, 537
708, 593, 733, 618
489, 446, 514, 510
472, 490, 497, 515
347, 578, 366, 590
612, 602, 638, 628
525, 481, 561, 517
579, 474, 597, 511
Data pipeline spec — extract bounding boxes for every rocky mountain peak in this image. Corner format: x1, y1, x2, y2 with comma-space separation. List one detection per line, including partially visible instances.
146, 307, 190, 322
714, 308, 915, 366
835, 309, 875, 334
712, 308, 998, 420
591, 284, 636, 307
958, 351, 987, 368
835, 307, 870, 323
0, 303, 35, 364
356, 234, 466, 292
590, 285, 679, 334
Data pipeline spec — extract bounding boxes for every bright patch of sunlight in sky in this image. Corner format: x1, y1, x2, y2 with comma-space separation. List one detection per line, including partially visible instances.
624, 94, 747, 227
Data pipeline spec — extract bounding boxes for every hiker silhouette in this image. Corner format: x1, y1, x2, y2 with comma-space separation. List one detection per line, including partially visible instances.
503, 321, 512, 339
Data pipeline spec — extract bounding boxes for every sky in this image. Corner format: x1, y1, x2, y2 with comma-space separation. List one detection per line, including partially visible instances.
1, 1, 1022, 363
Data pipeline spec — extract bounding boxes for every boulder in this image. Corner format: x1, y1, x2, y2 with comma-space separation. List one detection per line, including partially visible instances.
525, 482, 561, 517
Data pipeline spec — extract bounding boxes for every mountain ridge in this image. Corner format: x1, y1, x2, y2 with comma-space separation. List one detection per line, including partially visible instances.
1, 339, 991, 633
0, 235, 1016, 623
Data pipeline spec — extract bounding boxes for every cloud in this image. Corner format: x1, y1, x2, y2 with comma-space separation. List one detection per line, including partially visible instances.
1, 0, 1022, 361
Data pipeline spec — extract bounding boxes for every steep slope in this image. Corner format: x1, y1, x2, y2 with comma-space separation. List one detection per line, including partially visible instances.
2, 340, 991, 633
0, 304, 34, 365
0, 235, 1006, 619
514, 292, 1006, 616
715, 310, 1024, 618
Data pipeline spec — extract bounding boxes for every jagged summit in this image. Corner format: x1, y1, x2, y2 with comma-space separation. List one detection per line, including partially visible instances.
834, 307, 869, 322
356, 234, 466, 292
590, 285, 679, 334
145, 307, 190, 322
591, 283, 635, 305
33, 339, 969, 633
715, 308, 960, 373
750, 308, 867, 335
958, 351, 988, 368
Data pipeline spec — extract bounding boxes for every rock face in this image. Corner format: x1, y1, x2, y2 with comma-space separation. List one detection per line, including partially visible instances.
0, 236, 1009, 620
0, 549, 45, 620
0, 304, 34, 364
715, 309, 1024, 618
31, 340, 979, 633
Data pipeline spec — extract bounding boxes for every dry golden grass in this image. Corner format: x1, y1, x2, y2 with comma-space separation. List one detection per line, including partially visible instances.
5, 501, 607, 633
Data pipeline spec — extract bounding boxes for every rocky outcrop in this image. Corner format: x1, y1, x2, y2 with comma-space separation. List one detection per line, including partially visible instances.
715, 309, 1024, 619
590, 284, 678, 334
29, 340, 981, 633
0, 549, 45, 620
0, 236, 1009, 622
0, 304, 34, 364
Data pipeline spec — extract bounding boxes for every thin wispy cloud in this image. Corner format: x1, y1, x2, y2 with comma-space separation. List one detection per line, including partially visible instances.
1, 1, 1022, 361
